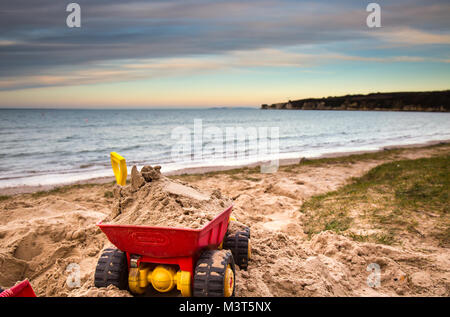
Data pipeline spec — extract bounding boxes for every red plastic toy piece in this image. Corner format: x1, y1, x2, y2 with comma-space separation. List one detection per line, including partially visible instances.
0, 280, 37, 297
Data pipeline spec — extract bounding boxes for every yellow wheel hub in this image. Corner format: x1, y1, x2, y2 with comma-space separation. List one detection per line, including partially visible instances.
128, 264, 192, 296
224, 264, 234, 297
128, 267, 148, 295
150, 265, 176, 293
176, 270, 192, 297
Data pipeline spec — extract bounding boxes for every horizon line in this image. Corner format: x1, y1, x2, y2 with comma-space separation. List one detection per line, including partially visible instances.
0, 106, 260, 110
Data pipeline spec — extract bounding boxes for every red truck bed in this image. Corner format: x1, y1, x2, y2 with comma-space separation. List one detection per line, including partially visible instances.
97, 205, 232, 258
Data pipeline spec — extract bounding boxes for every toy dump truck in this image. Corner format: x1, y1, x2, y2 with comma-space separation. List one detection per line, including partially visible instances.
94, 153, 251, 297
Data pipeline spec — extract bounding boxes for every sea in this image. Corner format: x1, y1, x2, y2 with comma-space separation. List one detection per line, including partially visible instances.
0, 108, 449, 188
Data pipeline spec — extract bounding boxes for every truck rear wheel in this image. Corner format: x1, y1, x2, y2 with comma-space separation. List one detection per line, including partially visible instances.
94, 247, 128, 290
227, 220, 250, 238
193, 249, 235, 297
223, 227, 251, 270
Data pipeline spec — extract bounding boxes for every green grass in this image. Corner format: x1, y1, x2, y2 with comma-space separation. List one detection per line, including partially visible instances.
301, 154, 450, 246
170, 143, 450, 181
282, 142, 449, 171
173, 165, 261, 182
324, 217, 353, 232
347, 232, 396, 245
0, 195, 10, 201
104, 191, 114, 198
31, 183, 98, 198
244, 176, 261, 182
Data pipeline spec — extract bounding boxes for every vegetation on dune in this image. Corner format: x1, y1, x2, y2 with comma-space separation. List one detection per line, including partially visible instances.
104, 190, 114, 198
300, 155, 450, 247
172, 165, 261, 182
30, 183, 99, 198
284, 142, 449, 170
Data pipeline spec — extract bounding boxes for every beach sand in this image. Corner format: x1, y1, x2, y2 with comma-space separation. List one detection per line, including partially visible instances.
0, 142, 449, 297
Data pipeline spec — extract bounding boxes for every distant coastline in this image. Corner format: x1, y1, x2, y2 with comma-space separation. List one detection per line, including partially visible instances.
262, 90, 450, 112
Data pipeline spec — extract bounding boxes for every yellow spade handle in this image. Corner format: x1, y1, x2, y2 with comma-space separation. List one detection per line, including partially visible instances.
110, 152, 127, 186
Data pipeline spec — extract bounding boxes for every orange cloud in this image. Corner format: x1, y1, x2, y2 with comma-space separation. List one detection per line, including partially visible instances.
370, 27, 450, 45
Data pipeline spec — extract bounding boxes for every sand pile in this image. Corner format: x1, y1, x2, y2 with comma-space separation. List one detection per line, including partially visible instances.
0, 200, 122, 296
104, 165, 232, 229
235, 228, 449, 297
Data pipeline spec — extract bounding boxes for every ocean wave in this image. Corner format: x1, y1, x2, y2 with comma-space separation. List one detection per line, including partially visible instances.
0, 109, 449, 188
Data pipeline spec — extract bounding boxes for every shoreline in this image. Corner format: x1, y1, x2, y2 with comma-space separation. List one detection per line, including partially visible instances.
1, 138, 449, 196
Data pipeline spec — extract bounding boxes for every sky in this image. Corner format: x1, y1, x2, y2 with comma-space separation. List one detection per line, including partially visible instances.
0, 0, 450, 108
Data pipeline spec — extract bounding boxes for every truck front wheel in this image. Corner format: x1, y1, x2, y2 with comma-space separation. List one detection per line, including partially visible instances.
94, 247, 128, 290
193, 249, 235, 297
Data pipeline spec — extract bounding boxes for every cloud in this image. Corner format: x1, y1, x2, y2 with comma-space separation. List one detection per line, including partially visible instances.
370, 27, 450, 45
0, 40, 20, 46
2, 47, 447, 91
0, 0, 449, 91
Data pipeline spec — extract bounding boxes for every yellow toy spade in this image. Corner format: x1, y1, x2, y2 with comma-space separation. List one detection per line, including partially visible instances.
110, 152, 127, 186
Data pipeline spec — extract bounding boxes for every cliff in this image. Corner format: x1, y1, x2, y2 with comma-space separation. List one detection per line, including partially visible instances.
261, 90, 450, 112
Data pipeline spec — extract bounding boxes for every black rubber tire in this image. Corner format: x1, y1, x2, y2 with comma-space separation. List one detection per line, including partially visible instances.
228, 222, 250, 238
193, 249, 236, 297
94, 248, 128, 290
241, 226, 250, 238
223, 228, 250, 270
